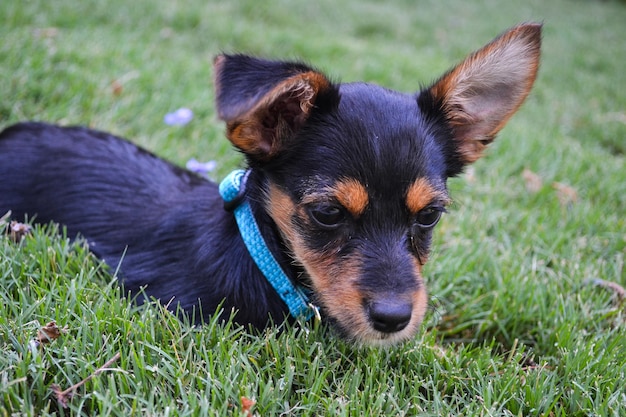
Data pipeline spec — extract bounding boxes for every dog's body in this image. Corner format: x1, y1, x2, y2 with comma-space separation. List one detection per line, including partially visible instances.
0, 24, 541, 345
0, 123, 287, 328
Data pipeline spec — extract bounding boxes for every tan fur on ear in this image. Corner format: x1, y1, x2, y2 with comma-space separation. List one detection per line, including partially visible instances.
226, 72, 331, 160
430, 23, 542, 163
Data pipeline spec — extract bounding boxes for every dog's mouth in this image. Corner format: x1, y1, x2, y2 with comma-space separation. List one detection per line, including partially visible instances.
310, 289, 428, 346
324, 312, 423, 347
286, 254, 428, 345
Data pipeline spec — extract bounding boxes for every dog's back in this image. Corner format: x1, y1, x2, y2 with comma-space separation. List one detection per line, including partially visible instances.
1, 121, 215, 240
0, 122, 287, 326
1, 122, 211, 222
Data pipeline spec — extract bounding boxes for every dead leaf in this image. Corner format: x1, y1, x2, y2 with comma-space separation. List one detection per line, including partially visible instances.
522, 168, 543, 193
52, 352, 121, 408
2, 213, 32, 242
36, 321, 67, 344
9, 220, 32, 242
584, 278, 625, 304
111, 79, 123, 96
109, 71, 139, 97
29, 321, 68, 351
552, 182, 578, 206
241, 396, 256, 416
50, 384, 74, 409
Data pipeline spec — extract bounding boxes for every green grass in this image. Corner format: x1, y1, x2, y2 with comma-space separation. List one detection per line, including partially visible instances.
1, 0, 625, 415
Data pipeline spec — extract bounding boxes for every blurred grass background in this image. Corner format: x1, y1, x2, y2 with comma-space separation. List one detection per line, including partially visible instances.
1, 0, 625, 415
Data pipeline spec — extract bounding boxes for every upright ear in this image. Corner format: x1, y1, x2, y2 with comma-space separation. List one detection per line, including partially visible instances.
213, 54, 338, 162
421, 23, 542, 170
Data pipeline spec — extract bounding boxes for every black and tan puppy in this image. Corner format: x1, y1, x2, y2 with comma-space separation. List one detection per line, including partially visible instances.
0, 24, 541, 345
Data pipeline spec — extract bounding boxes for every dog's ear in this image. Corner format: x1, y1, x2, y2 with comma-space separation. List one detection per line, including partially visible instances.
213, 54, 338, 162
420, 23, 542, 174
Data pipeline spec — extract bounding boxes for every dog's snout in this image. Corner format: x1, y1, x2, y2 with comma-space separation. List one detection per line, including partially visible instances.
368, 299, 412, 333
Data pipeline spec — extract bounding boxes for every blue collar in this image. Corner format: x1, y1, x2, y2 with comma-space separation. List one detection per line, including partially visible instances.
219, 169, 319, 321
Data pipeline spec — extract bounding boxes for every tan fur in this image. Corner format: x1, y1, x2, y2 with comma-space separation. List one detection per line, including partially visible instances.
224, 72, 331, 159
333, 179, 369, 217
405, 178, 450, 214
430, 23, 542, 163
265, 184, 298, 244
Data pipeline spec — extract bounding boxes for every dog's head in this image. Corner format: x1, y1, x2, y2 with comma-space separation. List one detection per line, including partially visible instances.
213, 23, 541, 345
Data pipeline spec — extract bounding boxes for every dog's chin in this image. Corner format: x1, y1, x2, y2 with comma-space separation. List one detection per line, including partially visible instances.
356, 330, 416, 347
327, 316, 421, 347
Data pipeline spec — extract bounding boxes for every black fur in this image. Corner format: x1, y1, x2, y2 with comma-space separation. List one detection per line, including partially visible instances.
0, 24, 541, 344
0, 122, 290, 328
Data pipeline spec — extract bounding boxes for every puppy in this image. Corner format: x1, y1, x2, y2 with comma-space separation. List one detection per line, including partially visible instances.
0, 24, 541, 345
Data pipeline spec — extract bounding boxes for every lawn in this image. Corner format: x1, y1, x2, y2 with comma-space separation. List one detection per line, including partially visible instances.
1, 0, 625, 415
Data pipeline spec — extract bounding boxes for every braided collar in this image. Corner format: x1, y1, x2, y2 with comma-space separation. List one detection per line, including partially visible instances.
219, 169, 319, 321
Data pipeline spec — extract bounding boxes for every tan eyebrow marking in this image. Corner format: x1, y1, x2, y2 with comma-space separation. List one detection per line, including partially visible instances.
406, 178, 450, 213
332, 178, 369, 217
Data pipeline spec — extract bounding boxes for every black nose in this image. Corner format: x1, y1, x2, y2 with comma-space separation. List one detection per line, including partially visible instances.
368, 299, 412, 333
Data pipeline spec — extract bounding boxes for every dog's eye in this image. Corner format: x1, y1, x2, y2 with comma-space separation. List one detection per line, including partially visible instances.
415, 207, 444, 229
308, 204, 346, 229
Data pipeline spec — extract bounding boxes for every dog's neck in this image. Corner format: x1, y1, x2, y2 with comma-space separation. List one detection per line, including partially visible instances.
219, 169, 319, 321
